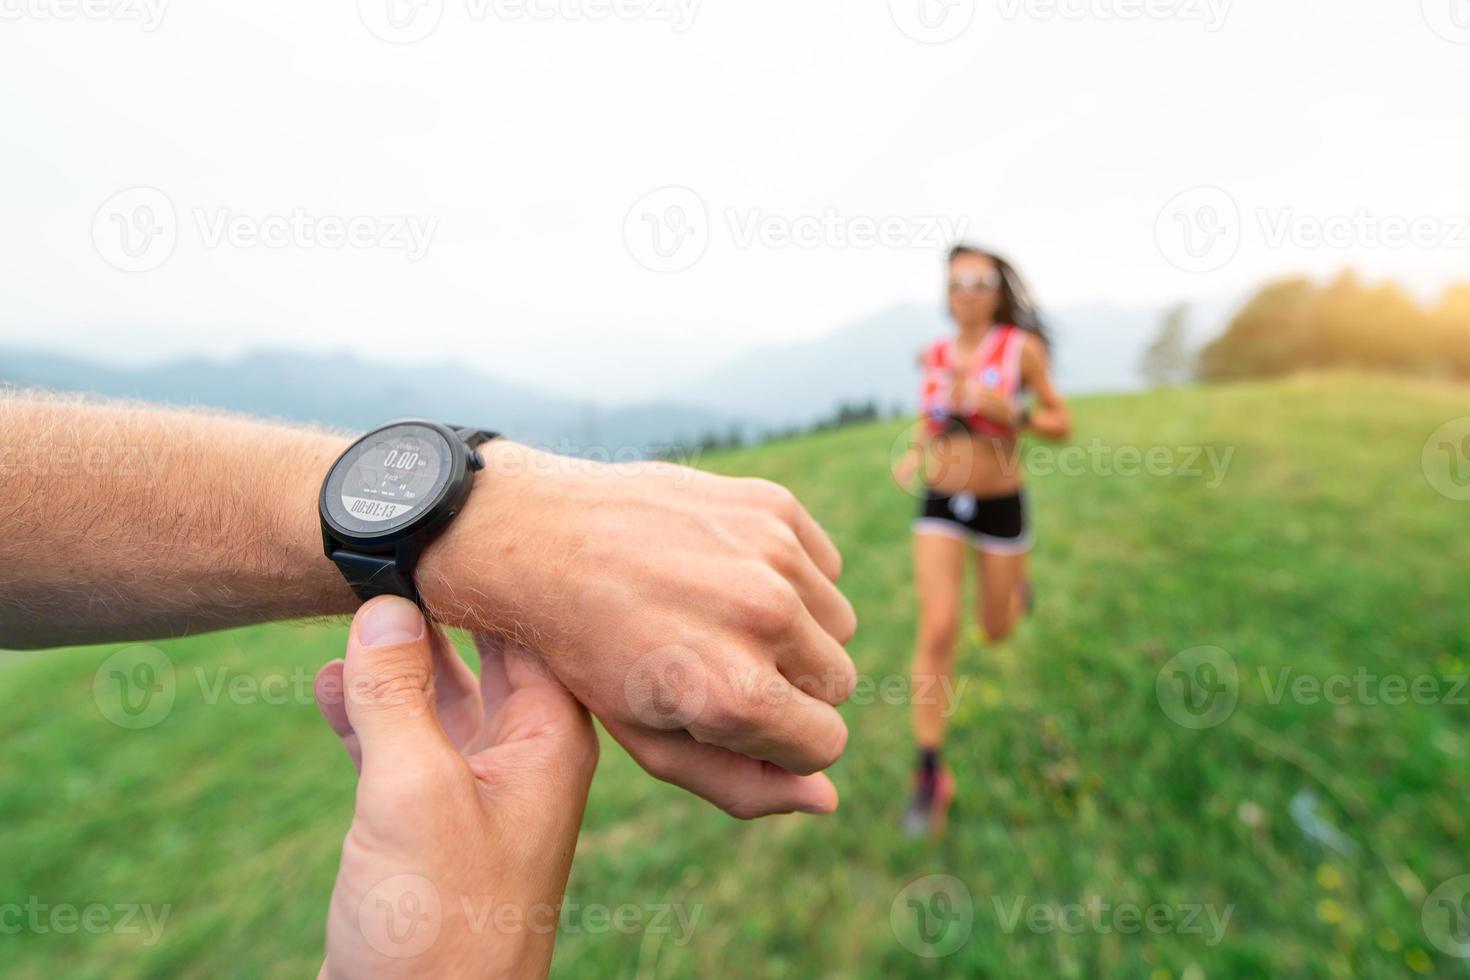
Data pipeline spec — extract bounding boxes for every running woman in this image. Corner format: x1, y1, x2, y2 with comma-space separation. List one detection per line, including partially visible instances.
894, 244, 1072, 838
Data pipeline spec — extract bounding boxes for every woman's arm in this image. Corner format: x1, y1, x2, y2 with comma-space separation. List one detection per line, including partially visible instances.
1020, 335, 1072, 441
892, 416, 932, 489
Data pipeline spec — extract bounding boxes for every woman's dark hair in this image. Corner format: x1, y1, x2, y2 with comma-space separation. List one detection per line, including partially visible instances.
948, 243, 1051, 348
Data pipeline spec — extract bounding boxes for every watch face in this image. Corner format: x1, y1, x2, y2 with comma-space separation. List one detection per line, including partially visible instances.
323, 423, 456, 537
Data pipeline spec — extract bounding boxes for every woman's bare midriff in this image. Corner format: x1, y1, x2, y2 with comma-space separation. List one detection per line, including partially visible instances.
921, 431, 1024, 499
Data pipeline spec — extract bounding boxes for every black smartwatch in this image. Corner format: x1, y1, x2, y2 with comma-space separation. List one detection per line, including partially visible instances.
319, 420, 498, 606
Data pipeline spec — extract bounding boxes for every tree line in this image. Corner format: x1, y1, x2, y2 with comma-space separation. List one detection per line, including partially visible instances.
656, 399, 892, 459
1144, 272, 1470, 386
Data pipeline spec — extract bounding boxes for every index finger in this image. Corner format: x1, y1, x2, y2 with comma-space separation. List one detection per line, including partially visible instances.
792, 503, 843, 583
749, 479, 842, 582
603, 720, 839, 819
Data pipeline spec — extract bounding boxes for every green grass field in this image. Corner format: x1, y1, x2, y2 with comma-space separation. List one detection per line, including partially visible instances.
4, 374, 1468, 978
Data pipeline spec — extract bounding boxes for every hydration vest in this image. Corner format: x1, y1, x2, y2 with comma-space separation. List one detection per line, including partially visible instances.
919, 325, 1027, 439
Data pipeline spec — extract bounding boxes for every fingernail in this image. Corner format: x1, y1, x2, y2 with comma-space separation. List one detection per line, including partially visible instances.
357, 597, 425, 648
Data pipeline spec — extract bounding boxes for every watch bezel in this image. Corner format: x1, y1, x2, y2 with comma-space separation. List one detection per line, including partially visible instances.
319, 419, 475, 551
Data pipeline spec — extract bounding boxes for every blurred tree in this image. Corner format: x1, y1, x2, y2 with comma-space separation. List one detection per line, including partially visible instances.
1432, 285, 1470, 378
1141, 302, 1192, 388
1197, 271, 1470, 382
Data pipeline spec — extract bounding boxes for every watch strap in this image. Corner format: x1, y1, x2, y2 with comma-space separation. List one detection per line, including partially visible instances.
329, 549, 421, 606
451, 427, 500, 448
325, 423, 495, 608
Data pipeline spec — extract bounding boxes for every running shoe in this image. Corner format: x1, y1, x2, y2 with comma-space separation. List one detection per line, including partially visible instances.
900, 766, 955, 839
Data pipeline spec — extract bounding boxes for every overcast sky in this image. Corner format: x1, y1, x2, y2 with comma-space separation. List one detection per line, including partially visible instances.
2, 0, 1467, 402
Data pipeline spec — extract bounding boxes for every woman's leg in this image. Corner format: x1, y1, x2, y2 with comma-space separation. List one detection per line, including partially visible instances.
903, 528, 968, 836
911, 530, 968, 749
977, 547, 1028, 643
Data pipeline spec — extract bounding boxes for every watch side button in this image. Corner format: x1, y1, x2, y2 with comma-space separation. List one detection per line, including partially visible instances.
468, 449, 485, 471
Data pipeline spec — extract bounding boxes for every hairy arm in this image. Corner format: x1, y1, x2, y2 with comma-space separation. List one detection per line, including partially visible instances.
1, 391, 859, 817
0, 392, 358, 648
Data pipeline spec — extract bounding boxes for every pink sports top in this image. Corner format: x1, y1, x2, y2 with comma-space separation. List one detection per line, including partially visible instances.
919, 325, 1028, 440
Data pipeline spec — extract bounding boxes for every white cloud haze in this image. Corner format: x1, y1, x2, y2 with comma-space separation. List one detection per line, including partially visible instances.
1, 0, 1466, 402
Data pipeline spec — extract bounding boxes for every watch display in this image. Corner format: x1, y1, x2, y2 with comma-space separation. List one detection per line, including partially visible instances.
322, 423, 455, 537
320, 419, 495, 605
340, 432, 444, 523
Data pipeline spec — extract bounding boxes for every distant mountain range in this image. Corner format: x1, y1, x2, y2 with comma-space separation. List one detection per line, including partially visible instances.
0, 347, 742, 453
661, 300, 1217, 428
0, 298, 1239, 451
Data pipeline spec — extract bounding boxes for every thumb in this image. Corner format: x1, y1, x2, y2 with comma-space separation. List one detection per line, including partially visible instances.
342, 596, 458, 780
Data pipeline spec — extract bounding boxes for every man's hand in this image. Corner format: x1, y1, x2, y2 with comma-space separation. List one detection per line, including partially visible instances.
315, 596, 598, 979
1, 396, 857, 819
419, 442, 858, 819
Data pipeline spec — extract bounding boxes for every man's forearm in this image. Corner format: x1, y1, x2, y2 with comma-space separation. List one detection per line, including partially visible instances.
1, 390, 861, 816
0, 393, 358, 648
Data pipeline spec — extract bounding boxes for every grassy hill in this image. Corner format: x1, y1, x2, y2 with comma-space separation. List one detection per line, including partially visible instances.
3, 374, 1468, 978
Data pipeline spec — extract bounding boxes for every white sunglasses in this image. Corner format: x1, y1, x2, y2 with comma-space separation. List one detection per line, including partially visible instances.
949, 270, 1002, 293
